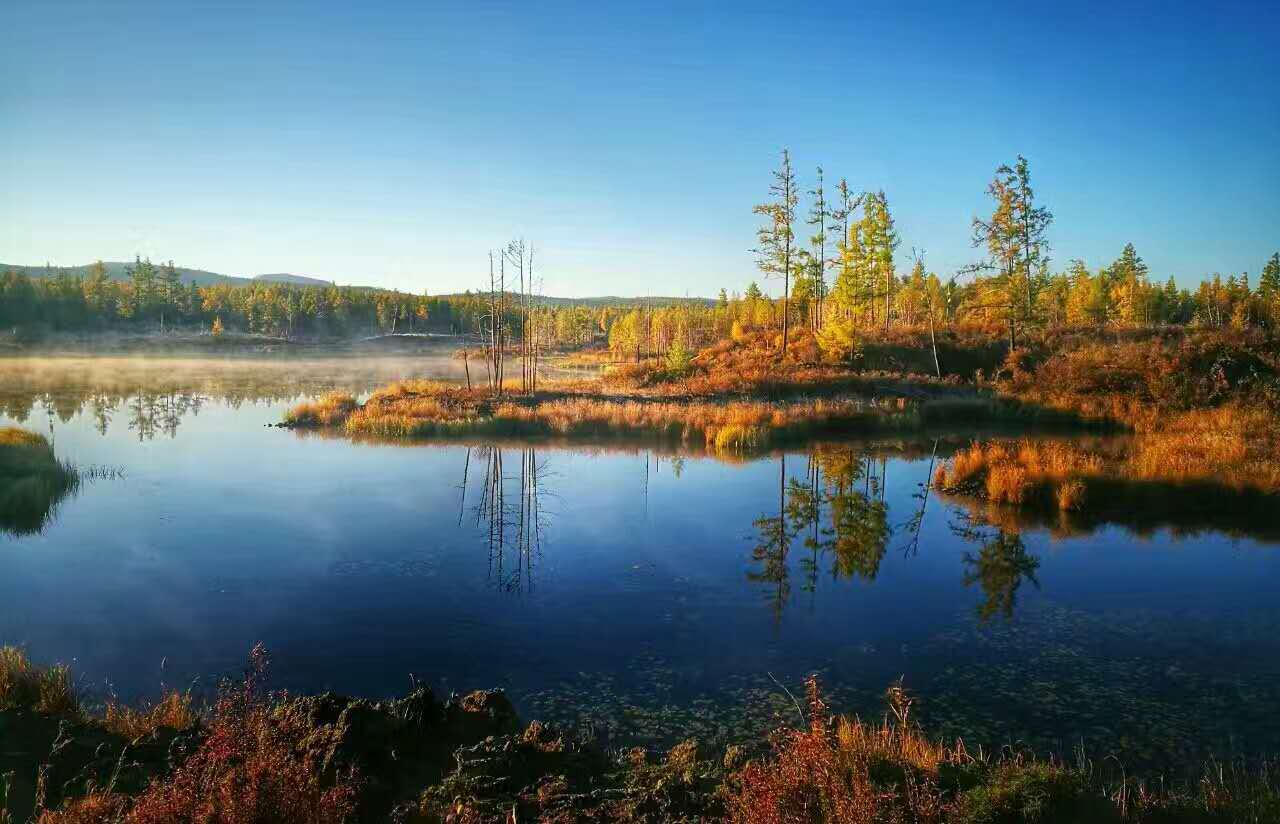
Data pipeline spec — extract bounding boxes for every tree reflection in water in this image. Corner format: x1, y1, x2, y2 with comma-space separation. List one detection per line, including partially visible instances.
751, 447, 893, 618
954, 517, 1041, 623
750, 455, 794, 620
462, 446, 551, 594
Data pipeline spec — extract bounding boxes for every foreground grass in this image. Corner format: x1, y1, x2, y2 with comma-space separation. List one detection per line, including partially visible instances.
6, 649, 1278, 823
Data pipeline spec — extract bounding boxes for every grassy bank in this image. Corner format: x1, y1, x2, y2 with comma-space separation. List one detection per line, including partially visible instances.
930, 329, 1280, 520
4, 649, 1277, 823
0, 426, 80, 536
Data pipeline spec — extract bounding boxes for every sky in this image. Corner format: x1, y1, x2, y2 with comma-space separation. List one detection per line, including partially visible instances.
2, 1, 1277, 298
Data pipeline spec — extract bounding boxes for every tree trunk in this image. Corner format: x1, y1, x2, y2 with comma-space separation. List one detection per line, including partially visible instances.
929, 311, 942, 379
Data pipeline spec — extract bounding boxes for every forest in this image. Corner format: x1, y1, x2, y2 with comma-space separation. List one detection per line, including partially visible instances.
3, 155, 1278, 358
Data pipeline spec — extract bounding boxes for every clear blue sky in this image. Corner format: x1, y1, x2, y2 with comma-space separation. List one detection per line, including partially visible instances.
2, 1, 1276, 297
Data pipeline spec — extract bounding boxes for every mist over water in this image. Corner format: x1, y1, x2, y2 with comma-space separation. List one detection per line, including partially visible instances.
3, 355, 1280, 771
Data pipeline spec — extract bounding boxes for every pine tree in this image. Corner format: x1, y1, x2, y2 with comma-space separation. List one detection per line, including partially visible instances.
1260, 252, 1280, 299
1010, 156, 1053, 324
807, 167, 829, 330
83, 260, 113, 317
753, 149, 798, 355
127, 256, 158, 321
972, 162, 1024, 347
860, 191, 899, 329
829, 179, 863, 322
1106, 243, 1150, 325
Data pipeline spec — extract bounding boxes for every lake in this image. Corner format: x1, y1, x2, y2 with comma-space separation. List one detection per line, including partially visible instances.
3, 355, 1280, 772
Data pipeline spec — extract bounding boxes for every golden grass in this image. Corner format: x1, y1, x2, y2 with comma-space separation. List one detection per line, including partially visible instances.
1128, 404, 1280, 492
285, 376, 927, 454
0, 426, 49, 447
281, 391, 358, 427
0, 645, 80, 716
935, 439, 1107, 510
938, 400, 1280, 516
101, 689, 196, 740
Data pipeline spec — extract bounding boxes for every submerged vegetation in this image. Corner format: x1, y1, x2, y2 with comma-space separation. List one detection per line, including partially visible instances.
5, 649, 1278, 824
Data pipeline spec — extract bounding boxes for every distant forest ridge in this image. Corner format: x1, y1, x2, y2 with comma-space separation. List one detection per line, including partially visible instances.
1, 261, 333, 288
2, 261, 714, 306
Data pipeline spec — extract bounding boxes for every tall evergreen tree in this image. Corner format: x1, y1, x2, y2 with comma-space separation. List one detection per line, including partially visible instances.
1010, 156, 1053, 323
972, 160, 1028, 347
1260, 252, 1280, 299
1106, 243, 1150, 324
860, 191, 899, 329
753, 149, 798, 355
807, 167, 829, 330
127, 256, 158, 321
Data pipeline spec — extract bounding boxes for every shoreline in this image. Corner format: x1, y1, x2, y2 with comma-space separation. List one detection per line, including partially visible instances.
5, 647, 1278, 823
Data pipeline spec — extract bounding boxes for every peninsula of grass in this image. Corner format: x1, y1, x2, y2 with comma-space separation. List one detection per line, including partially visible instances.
281, 330, 1084, 453
0, 426, 80, 536
7, 647, 1278, 824
284, 381, 966, 452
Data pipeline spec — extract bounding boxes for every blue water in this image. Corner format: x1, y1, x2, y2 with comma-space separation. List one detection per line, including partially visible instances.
3, 356, 1279, 770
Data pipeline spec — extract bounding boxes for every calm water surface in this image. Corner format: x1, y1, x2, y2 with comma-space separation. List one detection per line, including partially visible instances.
3, 356, 1280, 771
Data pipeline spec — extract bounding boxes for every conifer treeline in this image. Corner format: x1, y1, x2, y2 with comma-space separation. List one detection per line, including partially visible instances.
750, 149, 1280, 355
3, 153, 1278, 351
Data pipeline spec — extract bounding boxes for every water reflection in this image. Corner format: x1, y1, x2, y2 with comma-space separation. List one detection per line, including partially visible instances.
0, 355, 463, 440
954, 518, 1042, 623
461, 447, 551, 594
751, 448, 896, 618
749, 455, 793, 618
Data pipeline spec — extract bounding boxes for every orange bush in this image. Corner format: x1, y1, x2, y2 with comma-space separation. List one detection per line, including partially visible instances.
726, 678, 951, 824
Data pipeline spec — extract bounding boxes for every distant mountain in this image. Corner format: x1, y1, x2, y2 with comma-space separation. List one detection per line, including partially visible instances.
253, 273, 335, 287
4, 261, 714, 304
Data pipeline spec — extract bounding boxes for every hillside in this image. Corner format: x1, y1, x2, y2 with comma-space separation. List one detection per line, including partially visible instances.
252, 273, 335, 287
